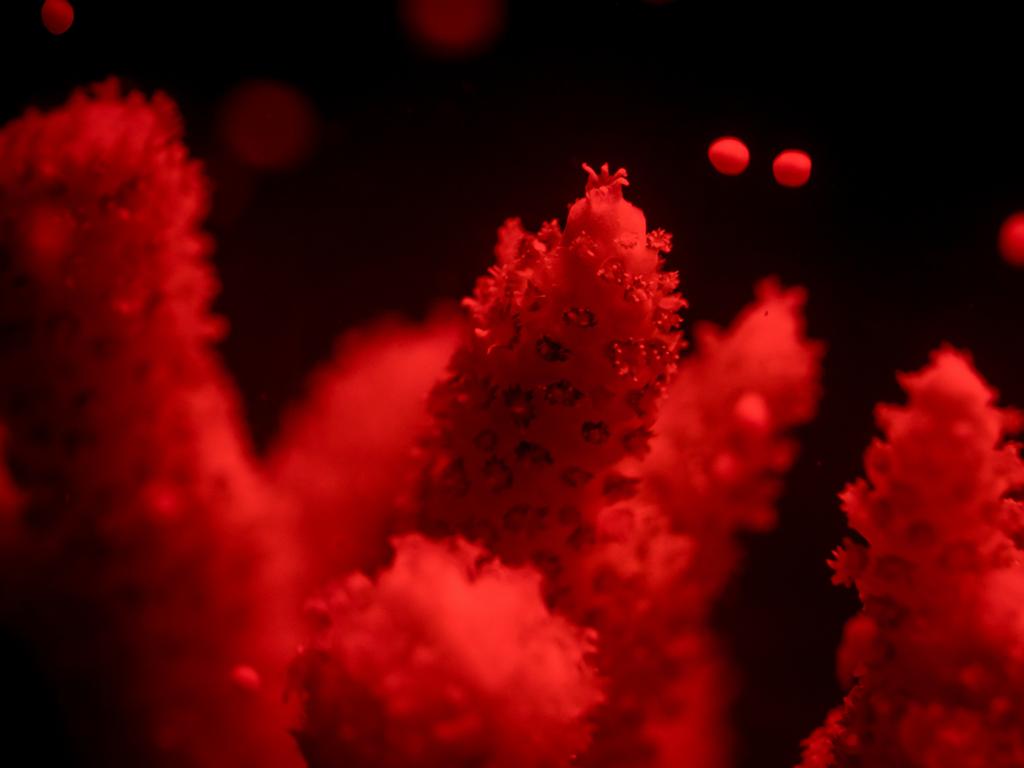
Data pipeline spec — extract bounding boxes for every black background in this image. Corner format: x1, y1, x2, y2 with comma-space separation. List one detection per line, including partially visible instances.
2, 2, 1023, 766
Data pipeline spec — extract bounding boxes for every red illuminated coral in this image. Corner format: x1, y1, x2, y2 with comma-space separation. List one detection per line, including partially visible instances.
649, 280, 823, 539
800, 349, 1024, 768
0, 82, 303, 767
270, 315, 460, 585
391, 166, 818, 766
581, 280, 823, 767
417, 163, 685, 595
292, 534, 602, 768
0, 83, 829, 768
282, 166, 821, 767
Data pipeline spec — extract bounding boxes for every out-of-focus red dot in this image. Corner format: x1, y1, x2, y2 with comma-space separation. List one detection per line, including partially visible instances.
998, 212, 1024, 267
230, 664, 262, 693
708, 136, 750, 176
401, 0, 505, 57
41, 0, 74, 35
772, 149, 812, 188
218, 81, 320, 171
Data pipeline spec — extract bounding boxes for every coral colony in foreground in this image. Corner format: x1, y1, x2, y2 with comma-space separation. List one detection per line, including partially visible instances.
0, 82, 1017, 768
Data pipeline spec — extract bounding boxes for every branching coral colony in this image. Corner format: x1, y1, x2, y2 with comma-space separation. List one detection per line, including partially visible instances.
8, 82, 1018, 768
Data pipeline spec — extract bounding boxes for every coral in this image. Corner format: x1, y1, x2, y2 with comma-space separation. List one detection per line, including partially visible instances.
0, 84, 826, 768
270, 315, 459, 586
0, 82, 303, 767
581, 281, 823, 767
416, 163, 686, 600
799, 349, 1024, 768
292, 534, 602, 768
352, 164, 817, 767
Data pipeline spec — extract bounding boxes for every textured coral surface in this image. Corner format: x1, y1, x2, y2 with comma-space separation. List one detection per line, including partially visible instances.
800, 350, 1024, 768
0, 85, 828, 767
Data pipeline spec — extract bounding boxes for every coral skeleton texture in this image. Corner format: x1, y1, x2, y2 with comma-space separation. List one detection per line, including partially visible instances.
800, 349, 1024, 768
0, 84, 830, 767
293, 534, 602, 768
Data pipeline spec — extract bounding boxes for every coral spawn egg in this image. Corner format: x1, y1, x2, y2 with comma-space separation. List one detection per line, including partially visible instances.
402, 0, 505, 57
218, 81, 319, 171
708, 136, 750, 176
772, 149, 812, 188
41, 0, 74, 35
998, 212, 1024, 267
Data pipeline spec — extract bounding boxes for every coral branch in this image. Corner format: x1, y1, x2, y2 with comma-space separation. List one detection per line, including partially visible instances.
416, 166, 685, 610
0, 83, 302, 767
1, 82, 830, 768
292, 534, 603, 768
649, 279, 824, 588
800, 349, 1024, 768
294, 166, 685, 767
269, 314, 460, 585
579, 280, 823, 767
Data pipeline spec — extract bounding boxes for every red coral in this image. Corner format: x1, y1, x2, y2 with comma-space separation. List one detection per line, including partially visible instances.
800, 349, 1024, 768
270, 314, 460, 586
647, 279, 824, 591
417, 163, 685, 594
651, 280, 822, 529
292, 534, 602, 768
0, 82, 303, 767
580, 280, 823, 767
0, 82, 829, 768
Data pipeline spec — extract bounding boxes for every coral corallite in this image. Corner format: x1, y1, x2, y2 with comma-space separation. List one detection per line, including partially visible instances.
801, 349, 1024, 768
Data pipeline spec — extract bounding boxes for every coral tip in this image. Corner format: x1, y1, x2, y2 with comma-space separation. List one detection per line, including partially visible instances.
772, 149, 812, 188
41, 0, 74, 35
708, 136, 750, 176
998, 212, 1024, 267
